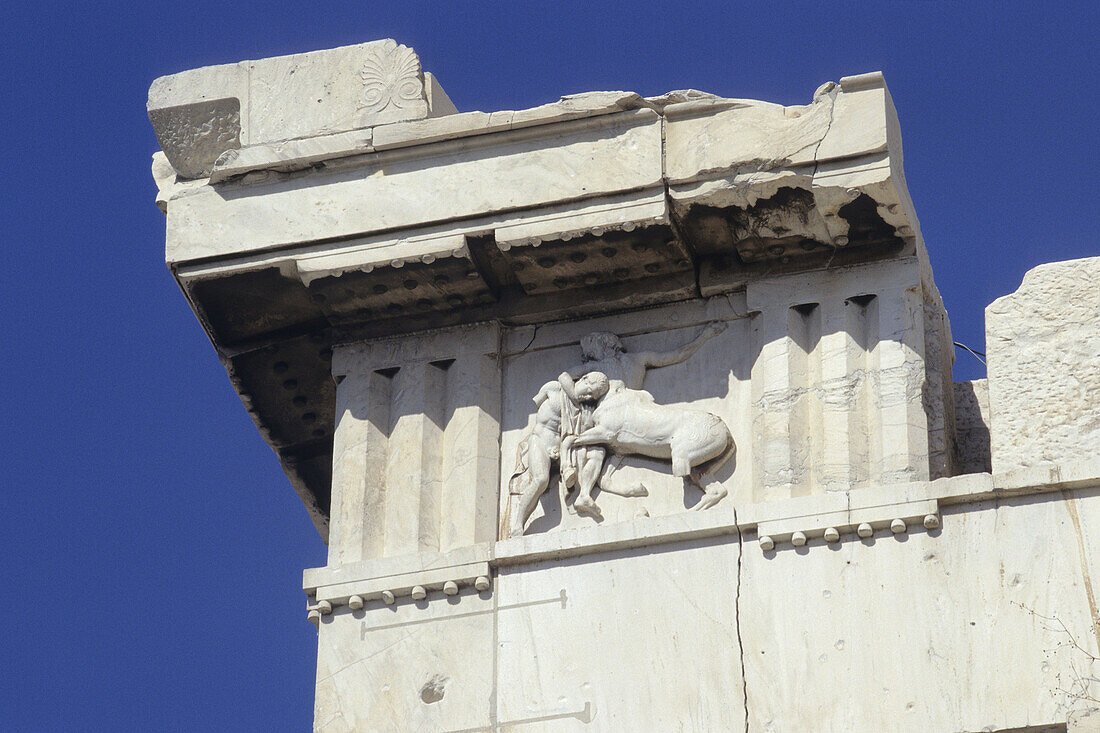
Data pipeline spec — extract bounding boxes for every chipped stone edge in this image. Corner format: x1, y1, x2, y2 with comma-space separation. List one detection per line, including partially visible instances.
186, 79, 879, 188
208, 128, 375, 183
201, 92, 657, 184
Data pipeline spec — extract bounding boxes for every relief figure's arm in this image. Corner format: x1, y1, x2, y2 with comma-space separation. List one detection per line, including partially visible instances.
639, 321, 727, 369
557, 372, 580, 404
564, 425, 615, 449
533, 381, 557, 406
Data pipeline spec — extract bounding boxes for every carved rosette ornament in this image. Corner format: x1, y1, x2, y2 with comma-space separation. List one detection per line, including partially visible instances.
359, 41, 425, 114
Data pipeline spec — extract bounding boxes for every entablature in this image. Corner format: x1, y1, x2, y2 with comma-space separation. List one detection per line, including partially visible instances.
150, 41, 929, 533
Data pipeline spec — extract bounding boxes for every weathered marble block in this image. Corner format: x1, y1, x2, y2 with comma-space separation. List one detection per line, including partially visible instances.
148, 39, 455, 178
954, 378, 992, 474
987, 256, 1100, 472
327, 325, 501, 564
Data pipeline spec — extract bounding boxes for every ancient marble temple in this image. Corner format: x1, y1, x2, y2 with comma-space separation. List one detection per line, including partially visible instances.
149, 40, 1100, 731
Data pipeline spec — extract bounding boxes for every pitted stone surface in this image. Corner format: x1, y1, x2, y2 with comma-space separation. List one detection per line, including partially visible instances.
147, 98, 242, 179
987, 257, 1100, 472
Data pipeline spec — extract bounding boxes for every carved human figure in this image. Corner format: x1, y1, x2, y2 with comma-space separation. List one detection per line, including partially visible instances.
565, 322, 728, 391
500, 380, 648, 540
501, 322, 728, 538
500, 381, 567, 540
558, 371, 734, 510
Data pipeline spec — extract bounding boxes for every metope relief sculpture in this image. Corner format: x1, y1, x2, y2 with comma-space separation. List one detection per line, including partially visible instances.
501, 323, 735, 538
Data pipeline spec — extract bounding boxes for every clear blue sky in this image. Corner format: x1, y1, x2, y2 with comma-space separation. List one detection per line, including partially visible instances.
1, 1, 1096, 730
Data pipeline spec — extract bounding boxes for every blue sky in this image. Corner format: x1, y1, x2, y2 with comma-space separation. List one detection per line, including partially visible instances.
1, 1, 1096, 730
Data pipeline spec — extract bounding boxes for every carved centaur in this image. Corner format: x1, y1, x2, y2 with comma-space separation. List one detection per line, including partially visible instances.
559, 371, 734, 511
500, 322, 731, 539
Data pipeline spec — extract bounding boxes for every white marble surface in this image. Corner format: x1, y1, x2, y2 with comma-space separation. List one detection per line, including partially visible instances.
311, 484, 1099, 731
987, 257, 1100, 473
495, 538, 745, 731
314, 587, 494, 732
745, 257, 943, 500
741, 487, 1100, 732
327, 323, 502, 566
319, 256, 953, 550
165, 109, 663, 262
665, 71, 919, 246
153, 48, 937, 529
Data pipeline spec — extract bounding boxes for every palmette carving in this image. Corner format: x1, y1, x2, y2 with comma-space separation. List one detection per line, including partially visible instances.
359, 41, 424, 114
501, 323, 734, 539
